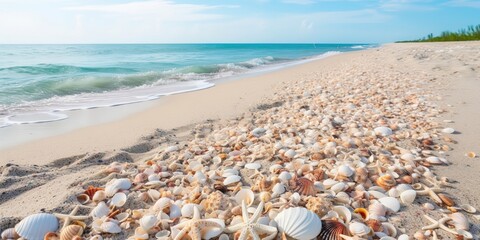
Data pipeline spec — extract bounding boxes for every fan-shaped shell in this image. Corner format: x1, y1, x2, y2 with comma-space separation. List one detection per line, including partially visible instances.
451, 212, 469, 231
90, 201, 110, 218
338, 165, 354, 177
110, 192, 127, 207
317, 220, 348, 240
140, 215, 157, 231
349, 222, 371, 236
245, 162, 261, 170
60, 224, 84, 240
399, 189, 416, 204
368, 202, 387, 218
379, 197, 400, 213
376, 175, 396, 190
234, 188, 254, 206
290, 177, 316, 196
274, 207, 322, 239
15, 213, 58, 240
84, 186, 104, 199
1, 228, 19, 240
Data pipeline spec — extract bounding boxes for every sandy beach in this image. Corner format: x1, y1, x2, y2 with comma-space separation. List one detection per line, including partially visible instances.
1, 42, 479, 239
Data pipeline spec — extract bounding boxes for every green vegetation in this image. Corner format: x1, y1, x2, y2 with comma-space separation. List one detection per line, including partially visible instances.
397, 24, 480, 42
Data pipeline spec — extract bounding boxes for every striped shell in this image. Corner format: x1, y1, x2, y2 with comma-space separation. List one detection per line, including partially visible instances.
1, 228, 19, 239
15, 213, 58, 240
84, 185, 104, 199
289, 177, 316, 196
275, 207, 322, 239
317, 220, 348, 240
375, 175, 396, 190
60, 225, 84, 240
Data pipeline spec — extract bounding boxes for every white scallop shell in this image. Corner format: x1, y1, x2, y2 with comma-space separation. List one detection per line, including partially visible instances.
274, 207, 322, 239
387, 188, 399, 198
140, 215, 157, 231
110, 192, 127, 207
374, 127, 393, 136
234, 188, 255, 206
451, 212, 469, 231
400, 189, 416, 205
91, 201, 110, 218
323, 179, 338, 188
245, 162, 261, 170
15, 213, 58, 240
105, 178, 132, 196
349, 222, 371, 236
368, 202, 387, 218
153, 197, 172, 212
223, 175, 241, 185
379, 197, 401, 213
278, 171, 292, 182
101, 222, 122, 233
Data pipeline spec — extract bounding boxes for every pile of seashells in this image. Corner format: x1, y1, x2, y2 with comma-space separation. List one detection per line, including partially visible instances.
2, 61, 478, 240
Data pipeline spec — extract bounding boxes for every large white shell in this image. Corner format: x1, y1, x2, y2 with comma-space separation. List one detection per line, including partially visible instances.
91, 201, 110, 218
400, 189, 416, 205
349, 222, 371, 236
374, 127, 393, 136
442, 128, 455, 134
105, 178, 132, 196
274, 207, 322, 239
234, 188, 255, 206
15, 213, 58, 240
332, 206, 351, 224
425, 156, 443, 165
140, 215, 157, 231
223, 175, 241, 185
368, 202, 387, 218
1, 228, 19, 240
451, 212, 469, 231
110, 192, 127, 207
379, 197, 401, 213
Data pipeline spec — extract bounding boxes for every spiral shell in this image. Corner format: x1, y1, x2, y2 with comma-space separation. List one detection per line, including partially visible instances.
60, 224, 84, 240
375, 175, 396, 190
289, 177, 316, 196
317, 220, 348, 240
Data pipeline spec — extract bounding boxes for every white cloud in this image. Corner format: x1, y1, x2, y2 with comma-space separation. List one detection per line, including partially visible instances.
445, 0, 480, 8
379, 0, 437, 11
283, 0, 316, 4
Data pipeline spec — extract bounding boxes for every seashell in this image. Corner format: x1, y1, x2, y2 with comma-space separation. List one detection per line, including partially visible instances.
381, 222, 397, 237
155, 230, 171, 239
153, 197, 172, 212
272, 183, 286, 197
60, 224, 84, 240
387, 188, 399, 198
365, 219, 383, 232
274, 207, 322, 239
400, 189, 417, 205
110, 192, 127, 207
44, 232, 59, 240
323, 179, 338, 189
84, 186, 104, 200
457, 229, 473, 239
76, 194, 90, 205
379, 197, 400, 213
395, 184, 412, 194
290, 177, 316, 196
397, 234, 409, 240
460, 204, 477, 213
15, 213, 58, 240
134, 227, 149, 239
181, 204, 203, 218
466, 152, 476, 158
401, 153, 415, 161
234, 188, 254, 206
245, 162, 261, 170
368, 190, 388, 199
306, 197, 332, 217
332, 206, 351, 224
90, 202, 110, 218
139, 215, 157, 231
318, 220, 348, 240
425, 156, 443, 165
437, 193, 455, 206
115, 212, 129, 222
330, 182, 346, 193
450, 212, 469, 230
284, 149, 297, 159
134, 173, 148, 183
218, 233, 229, 240
92, 190, 107, 203
353, 208, 369, 220
278, 171, 292, 182
368, 202, 387, 218
423, 203, 435, 210
223, 175, 241, 186
1, 228, 19, 239
101, 222, 121, 233
374, 127, 393, 136
337, 165, 354, 178
251, 127, 267, 137
105, 178, 131, 197
349, 222, 371, 236
441, 128, 455, 134
375, 175, 396, 190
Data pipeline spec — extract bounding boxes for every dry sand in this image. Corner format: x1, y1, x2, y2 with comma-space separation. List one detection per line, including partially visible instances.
1, 42, 479, 238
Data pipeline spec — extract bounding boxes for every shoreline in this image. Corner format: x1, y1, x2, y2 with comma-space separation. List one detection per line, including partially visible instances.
1, 42, 479, 239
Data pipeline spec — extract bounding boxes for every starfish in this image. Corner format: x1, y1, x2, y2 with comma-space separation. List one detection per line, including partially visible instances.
415, 184, 443, 203
54, 205, 90, 229
225, 201, 277, 240
172, 206, 225, 240
422, 214, 458, 235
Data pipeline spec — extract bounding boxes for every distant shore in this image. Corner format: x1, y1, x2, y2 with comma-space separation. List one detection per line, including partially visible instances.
1, 42, 479, 239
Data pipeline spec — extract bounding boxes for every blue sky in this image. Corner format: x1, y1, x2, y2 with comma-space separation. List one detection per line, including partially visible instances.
0, 0, 479, 43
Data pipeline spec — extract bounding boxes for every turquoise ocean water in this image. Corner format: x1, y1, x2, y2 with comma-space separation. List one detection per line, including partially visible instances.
0, 44, 372, 127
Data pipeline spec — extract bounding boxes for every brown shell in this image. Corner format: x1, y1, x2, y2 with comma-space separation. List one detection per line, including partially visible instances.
84, 185, 104, 200
375, 175, 396, 190
365, 219, 384, 232
134, 173, 148, 183
438, 193, 455, 207
44, 232, 60, 240
60, 225, 84, 240
354, 208, 369, 220
289, 177, 316, 196
252, 177, 278, 192
317, 220, 348, 240
354, 167, 369, 184
306, 197, 333, 217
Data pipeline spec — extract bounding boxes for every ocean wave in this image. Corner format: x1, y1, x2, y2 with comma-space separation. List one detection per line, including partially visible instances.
0, 64, 136, 75
351, 45, 365, 49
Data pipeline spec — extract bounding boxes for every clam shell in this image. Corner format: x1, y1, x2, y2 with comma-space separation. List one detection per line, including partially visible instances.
110, 192, 127, 207
101, 222, 121, 233
105, 178, 132, 196
245, 162, 261, 170
368, 202, 387, 217
92, 190, 107, 203
139, 215, 157, 231
134, 227, 149, 239
223, 175, 241, 186
460, 204, 477, 214
274, 207, 322, 239
332, 206, 352, 223
381, 222, 397, 237
318, 220, 348, 240
272, 183, 286, 197
60, 224, 84, 240
374, 127, 393, 136
425, 156, 443, 165
451, 212, 469, 230
153, 197, 172, 212
466, 152, 476, 158
349, 222, 371, 236
338, 165, 354, 177
330, 182, 346, 193
400, 189, 416, 205
376, 175, 396, 190
441, 128, 455, 134
234, 188, 255, 206
15, 213, 58, 240
1, 228, 19, 239
90, 201, 110, 218
379, 197, 401, 213
181, 204, 203, 218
